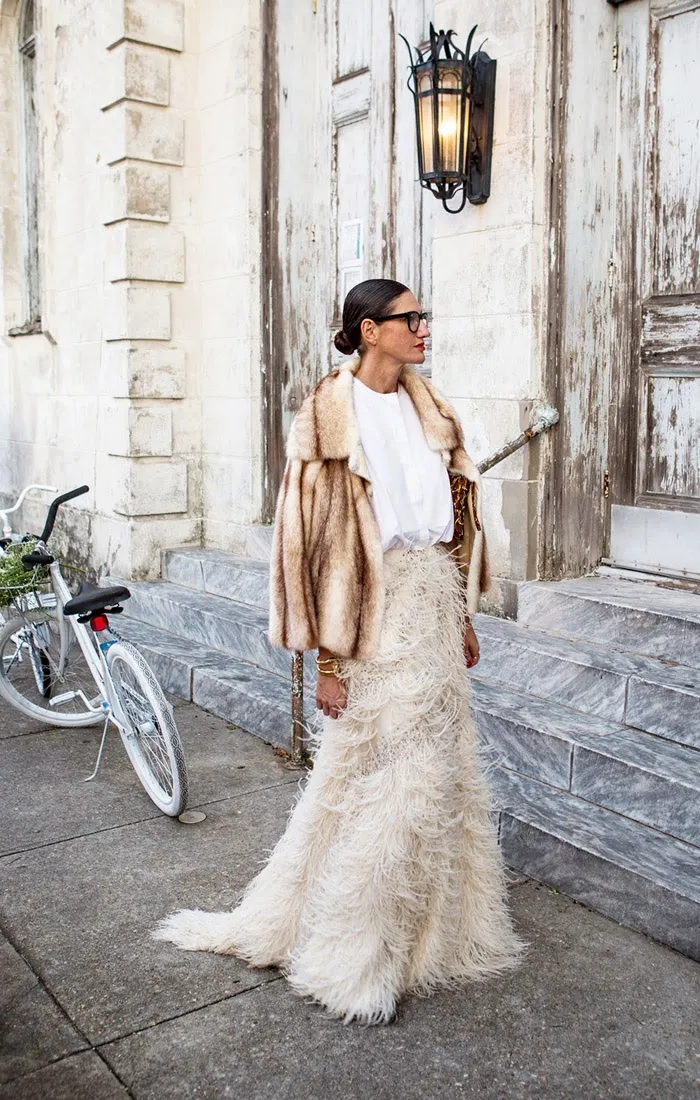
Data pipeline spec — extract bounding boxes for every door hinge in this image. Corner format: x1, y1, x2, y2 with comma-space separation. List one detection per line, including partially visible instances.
603, 470, 610, 499
608, 258, 615, 288
612, 40, 619, 72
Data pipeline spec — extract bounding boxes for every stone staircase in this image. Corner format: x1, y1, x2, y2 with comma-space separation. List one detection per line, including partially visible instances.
113, 549, 700, 961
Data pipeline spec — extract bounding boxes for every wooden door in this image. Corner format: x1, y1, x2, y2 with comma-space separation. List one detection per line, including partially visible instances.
543, 0, 700, 580
607, 0, 700, 578
261, 0, 431, 518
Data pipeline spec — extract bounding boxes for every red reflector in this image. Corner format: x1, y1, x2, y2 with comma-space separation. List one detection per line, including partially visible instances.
90, 614, 109, 632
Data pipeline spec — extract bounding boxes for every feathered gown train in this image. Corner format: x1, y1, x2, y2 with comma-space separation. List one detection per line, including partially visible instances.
153, 546, 523, 1023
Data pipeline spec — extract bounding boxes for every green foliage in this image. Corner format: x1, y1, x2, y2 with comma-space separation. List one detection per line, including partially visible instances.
0, 540, 48, 604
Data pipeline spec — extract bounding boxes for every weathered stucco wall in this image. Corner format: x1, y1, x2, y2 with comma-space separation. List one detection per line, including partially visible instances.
0, 0, 264, 577
431, 0, 551, 612
193, 0, 263, 554
1, 0, 551, 600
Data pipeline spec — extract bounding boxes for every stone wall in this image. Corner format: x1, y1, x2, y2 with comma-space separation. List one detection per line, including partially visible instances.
431, 0, 551, 613
193, 0, 263, 554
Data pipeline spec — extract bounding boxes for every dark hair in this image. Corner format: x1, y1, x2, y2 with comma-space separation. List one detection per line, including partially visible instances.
334, 278, 409, 355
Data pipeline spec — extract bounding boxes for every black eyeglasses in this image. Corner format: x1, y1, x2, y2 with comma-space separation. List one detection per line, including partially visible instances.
370, 310, 431, 333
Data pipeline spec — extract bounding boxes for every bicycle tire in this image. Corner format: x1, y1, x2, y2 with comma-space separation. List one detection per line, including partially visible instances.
0, 609, 103, 727
106, 641, 188, 816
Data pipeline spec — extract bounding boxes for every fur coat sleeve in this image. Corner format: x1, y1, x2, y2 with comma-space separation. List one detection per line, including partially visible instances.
268, 364, 489, 659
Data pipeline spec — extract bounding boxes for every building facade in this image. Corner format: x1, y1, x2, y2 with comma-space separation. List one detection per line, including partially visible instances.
1, 0, 698, 595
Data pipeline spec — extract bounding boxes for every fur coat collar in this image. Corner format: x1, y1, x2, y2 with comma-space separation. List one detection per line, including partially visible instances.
286, 359, 482, 485
269, 360, 488, 661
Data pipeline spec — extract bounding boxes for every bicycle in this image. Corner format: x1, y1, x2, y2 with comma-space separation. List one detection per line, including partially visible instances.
0, 486, 189, 816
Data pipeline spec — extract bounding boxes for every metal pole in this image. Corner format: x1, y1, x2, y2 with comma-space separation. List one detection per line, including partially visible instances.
291, 650, 306, 764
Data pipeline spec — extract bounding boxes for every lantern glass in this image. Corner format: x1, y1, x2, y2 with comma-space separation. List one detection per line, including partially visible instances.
437, 68, 463, 177
417, 71, 434, 173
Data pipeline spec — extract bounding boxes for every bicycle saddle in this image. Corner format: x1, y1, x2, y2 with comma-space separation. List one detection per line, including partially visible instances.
63, 581, 131, 617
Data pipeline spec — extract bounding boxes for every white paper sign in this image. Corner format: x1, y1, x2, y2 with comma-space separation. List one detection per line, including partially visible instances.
341, 267, 364, 300
340, 220, 363, 265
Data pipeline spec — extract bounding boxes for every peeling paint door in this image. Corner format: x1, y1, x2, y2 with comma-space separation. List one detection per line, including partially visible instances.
261, 0, 431, 517
544, 0, 700, 580
607, 0, 700, 578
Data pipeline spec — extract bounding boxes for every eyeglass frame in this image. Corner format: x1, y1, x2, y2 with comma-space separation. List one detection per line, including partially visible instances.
369, 310, 431, 333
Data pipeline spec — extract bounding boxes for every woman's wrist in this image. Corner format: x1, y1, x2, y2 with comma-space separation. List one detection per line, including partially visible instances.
316, 650, 342, 677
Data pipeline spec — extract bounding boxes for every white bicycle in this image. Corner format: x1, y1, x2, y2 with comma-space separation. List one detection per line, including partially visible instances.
0, 486, 189, 816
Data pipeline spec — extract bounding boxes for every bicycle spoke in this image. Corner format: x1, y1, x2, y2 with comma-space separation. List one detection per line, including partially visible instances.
0, 609, 99, 721
112, 663, 175, 796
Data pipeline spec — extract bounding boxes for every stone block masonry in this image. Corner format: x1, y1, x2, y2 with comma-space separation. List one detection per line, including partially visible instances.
100, 0, 194, 577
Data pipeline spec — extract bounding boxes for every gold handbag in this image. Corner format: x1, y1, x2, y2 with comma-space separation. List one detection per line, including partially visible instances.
449, 473, 480, 542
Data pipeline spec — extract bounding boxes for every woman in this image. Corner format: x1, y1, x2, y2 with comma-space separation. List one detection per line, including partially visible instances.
155, 279, 523, 1023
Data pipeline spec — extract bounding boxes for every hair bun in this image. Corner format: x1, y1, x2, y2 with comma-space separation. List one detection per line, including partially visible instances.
334, 329, 355, 355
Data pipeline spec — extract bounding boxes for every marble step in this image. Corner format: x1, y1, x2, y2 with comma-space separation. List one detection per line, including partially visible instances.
474, 614, 700, 749
472, 678, 700, 848
163, 548, 270, 610
115, 616, 315, 751
493, 768, 700, 961
517, 577, 700, 668
108, 578, 316, 684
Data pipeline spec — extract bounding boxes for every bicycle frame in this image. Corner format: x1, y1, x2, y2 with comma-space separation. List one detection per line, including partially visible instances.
45, 559, 132, 734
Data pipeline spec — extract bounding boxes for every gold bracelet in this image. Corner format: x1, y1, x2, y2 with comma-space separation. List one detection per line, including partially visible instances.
316, 656, 342, 676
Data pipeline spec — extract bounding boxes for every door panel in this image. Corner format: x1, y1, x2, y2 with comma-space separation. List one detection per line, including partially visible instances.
652, 6, 700, 296
639, 300, 700, 507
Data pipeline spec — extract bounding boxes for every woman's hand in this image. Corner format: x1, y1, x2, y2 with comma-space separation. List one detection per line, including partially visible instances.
316, 672, 348, 720
463, 623, 480, 669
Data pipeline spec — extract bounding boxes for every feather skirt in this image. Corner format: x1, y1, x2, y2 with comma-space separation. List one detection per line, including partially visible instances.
153, 545, 523, 1023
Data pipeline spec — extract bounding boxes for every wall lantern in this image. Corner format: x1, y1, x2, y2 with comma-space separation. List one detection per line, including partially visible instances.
400, 23, 497, 213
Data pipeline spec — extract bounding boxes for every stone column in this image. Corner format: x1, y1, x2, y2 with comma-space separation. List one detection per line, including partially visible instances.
97, 0, 199, 579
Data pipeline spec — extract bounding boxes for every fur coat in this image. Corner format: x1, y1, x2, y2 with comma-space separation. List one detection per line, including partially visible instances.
269, 359, 489, 660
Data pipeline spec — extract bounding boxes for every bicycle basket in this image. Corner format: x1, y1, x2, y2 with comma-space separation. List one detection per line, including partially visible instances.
0, 540, 50, 608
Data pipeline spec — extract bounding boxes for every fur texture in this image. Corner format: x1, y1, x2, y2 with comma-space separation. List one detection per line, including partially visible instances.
269, 360, 489, 659
154, 547, 523, 1025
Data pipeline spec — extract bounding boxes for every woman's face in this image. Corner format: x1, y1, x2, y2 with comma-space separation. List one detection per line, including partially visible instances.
360, 290, 431, 365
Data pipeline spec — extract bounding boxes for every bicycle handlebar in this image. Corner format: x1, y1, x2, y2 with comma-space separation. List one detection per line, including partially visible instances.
40, 485, 90, 544
0, 484, 57, 538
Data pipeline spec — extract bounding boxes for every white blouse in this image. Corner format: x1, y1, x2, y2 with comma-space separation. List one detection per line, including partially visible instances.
353, 376, 454, 552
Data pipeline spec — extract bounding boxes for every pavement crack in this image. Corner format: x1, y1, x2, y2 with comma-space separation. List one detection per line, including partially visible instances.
0, 924, 93, 1059
0, 776, 300, 860
97, 975, 285, 1050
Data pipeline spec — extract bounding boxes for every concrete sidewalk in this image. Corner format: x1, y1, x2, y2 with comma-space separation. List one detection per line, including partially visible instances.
0, 694, 698, 1100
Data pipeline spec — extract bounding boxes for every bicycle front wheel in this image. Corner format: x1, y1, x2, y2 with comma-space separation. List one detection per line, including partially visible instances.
107, 641, 188, 816
0, 609, 103, 727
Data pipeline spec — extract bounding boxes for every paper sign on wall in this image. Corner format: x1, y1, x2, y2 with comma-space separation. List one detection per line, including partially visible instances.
340, 219, 363, 265
339, 219, 364, 307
